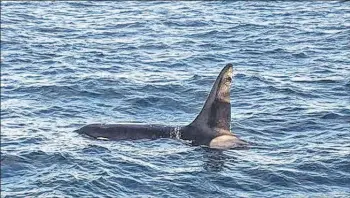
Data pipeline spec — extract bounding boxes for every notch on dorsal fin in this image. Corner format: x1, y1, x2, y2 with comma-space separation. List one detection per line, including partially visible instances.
190, 64, 233, 133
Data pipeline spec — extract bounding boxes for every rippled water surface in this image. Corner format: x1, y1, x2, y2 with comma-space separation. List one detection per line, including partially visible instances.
1, 1, 350, 197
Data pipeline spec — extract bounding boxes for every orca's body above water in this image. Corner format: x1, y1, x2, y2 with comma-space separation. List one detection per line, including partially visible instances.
76, 64, 248, 149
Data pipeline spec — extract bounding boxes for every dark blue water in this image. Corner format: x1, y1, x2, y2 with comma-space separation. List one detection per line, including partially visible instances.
1, 1, 350, 197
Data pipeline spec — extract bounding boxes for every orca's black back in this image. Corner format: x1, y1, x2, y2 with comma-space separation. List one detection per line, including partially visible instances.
77, 124, 175, 140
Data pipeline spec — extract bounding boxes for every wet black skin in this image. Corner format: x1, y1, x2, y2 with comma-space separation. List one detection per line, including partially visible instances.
77, 124, 176, 140
76, 63, 243, 147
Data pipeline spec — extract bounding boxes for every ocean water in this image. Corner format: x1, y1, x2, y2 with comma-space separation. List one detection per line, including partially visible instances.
1, 1, 350, 197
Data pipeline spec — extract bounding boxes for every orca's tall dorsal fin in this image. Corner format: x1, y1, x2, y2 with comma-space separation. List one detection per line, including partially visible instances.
190, 64, 233, 135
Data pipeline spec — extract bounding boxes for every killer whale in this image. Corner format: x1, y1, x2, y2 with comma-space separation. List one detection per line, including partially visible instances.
76, 63, 247, 149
